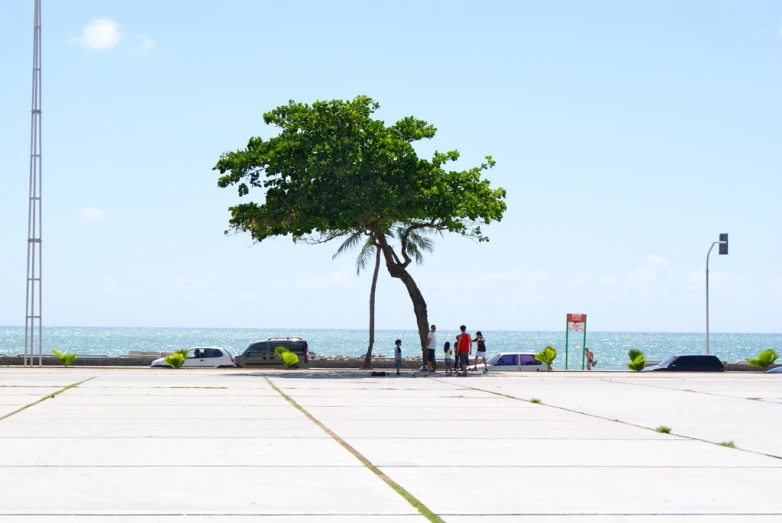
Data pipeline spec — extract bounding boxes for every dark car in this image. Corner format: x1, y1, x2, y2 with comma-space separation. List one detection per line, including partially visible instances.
642, 354, 724, 372
234, 337, 309, 368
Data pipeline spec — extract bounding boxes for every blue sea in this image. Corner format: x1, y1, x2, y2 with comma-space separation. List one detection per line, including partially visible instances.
0, 327, 779, 370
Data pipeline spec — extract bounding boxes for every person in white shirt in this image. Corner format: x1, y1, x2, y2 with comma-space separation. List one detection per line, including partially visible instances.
426, 324, 437, 372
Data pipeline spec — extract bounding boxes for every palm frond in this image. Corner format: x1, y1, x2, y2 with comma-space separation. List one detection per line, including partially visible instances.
355, 239, 377, 274
332, 231, 366, 260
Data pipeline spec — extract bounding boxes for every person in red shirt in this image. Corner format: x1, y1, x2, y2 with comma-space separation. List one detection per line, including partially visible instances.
456, 325, 472, 376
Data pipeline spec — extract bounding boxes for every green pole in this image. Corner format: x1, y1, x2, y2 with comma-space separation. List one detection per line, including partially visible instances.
581, 315, 588, 370
565, 315, 570, 370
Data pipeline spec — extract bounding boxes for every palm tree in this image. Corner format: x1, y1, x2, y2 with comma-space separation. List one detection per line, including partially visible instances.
333, 226, 434, 370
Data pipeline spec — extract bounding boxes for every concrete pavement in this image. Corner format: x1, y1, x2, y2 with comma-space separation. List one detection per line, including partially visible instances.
0, 367, 780, 522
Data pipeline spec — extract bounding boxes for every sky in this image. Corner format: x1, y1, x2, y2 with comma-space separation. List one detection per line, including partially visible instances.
0, 0, 781, 333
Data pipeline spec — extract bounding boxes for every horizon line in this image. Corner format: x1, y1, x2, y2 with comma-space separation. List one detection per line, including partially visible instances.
0, 325, 780, 336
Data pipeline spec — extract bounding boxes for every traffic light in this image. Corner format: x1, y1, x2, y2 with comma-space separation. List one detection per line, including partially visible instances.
719, 233, 728, 255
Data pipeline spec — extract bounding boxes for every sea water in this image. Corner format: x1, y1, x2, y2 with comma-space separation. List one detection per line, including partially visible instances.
0, 326, 779, 370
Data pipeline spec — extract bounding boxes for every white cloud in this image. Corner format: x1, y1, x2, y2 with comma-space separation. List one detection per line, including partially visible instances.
566, 273, 586, 287
71, 18, 121, 51
104, 276, 117, 293
136, 34, 157, 53
647, 254, 668, 267
629, 269, 657, 285
599, 276, 617, 285
176, 276, 193, 286
297, 265, 352, 289
478, 268, 548, 286
80, 207, 107, 220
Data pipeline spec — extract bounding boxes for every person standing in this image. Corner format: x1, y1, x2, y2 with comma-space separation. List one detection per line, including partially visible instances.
443, 341, 453, 376
585, 347, 597, 371
394, 339, 403, 375
473, 331, 487, 371
426, 324, 437, 372
456, 325, 472, 375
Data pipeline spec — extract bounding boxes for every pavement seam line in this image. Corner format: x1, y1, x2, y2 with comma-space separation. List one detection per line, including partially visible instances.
265, 377, 444, 523
431, 378, 782, 461
0, 377, 96, 422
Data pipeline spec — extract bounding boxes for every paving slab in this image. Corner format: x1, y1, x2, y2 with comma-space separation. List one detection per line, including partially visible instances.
446, 517, 782, 523
0, 518, 427, 523
384, 466, 782, 515
0, 466, 418, 516
317, 417, 672, 440
464, 376, 782, 457
350, 438, 780, 468
0, 418, 328, 438
0, 437, 360, 467
306, 405, 581, 421
12, 403, 306, 420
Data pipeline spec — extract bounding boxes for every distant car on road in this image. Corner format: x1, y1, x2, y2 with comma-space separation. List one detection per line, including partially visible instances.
234, 337, 310, 368
767, 366, 782, 374
642, 354, 724, 372
485, 352, 545, 372
150, 347, 235, 368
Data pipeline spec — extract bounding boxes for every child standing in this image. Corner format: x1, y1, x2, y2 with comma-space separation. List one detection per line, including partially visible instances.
394, 339, 403, 375
443, 341, 453, 376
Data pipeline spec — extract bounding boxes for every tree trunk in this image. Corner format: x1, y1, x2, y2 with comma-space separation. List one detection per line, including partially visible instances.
361, 248, 382, 370
371, 229, 430, 365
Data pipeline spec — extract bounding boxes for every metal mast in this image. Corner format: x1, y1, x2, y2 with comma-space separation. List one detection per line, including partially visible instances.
24, 0, 43, 367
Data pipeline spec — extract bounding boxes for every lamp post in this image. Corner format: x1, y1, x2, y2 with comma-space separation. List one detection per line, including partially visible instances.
705, 233, 728, 354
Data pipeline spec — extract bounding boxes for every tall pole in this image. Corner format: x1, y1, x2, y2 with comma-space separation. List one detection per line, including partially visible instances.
705, 243, 716, 355
25, 0, 43, 367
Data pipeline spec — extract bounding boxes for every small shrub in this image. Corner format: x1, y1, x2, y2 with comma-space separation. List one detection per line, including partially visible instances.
746, 349, 778, 372
164, 353, 185, 368
534, 346, 557, 371
719, 441, 736, 448
627, 349, 646, 371
275, 346, 300, 369
52, 349, 77, 367
655, 425, 672, 434
530, 398, 541, 404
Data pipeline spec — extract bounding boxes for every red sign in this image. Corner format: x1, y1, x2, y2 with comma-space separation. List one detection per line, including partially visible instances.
567, 314, 585, 323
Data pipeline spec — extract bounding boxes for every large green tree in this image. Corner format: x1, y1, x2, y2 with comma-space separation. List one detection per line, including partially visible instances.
215, 96, 506, 353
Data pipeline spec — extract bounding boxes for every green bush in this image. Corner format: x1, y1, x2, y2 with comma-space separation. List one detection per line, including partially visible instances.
534, 346, 557, 371
746, 348, 778, 371
52, 349, 77, 367
164, 353, 185, 368
627, 349, 646, 371
275, 346, 300, 369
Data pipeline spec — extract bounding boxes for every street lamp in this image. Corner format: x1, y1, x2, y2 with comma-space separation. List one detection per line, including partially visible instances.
705, 233, 729, 354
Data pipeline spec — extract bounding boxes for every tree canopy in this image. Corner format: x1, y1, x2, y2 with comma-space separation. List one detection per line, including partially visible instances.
215, 96, 506, 243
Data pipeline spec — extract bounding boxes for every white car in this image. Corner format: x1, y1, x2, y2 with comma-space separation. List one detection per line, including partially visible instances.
485, 352, 545, 372
150, 347, 235, 368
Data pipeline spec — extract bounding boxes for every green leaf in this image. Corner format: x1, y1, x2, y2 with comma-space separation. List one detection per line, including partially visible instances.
534, 346, 557, 371
164, 353, 185, 369
627, 349, 646, 371
746, 348, 778, 371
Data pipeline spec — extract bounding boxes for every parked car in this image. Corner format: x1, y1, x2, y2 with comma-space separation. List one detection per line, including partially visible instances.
767, 366, 782, 374
485, 352, 545, 372
642, 354, 724, 372
150, 347, 235, 368
234, 337, 310, 368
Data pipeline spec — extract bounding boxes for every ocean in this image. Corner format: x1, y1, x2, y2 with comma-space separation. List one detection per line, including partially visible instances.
1, 327, 779, 370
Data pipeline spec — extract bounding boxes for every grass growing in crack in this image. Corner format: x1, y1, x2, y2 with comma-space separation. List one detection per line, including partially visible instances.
719, 441, 737, 448
747, 397, 761, 401
530, 398, 542, 404
655, 425, 672, 434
